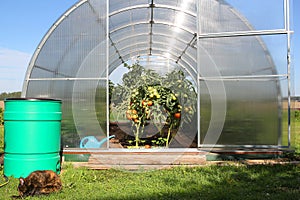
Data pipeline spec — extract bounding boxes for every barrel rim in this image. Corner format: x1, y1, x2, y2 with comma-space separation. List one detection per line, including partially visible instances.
5, 98, 61, 102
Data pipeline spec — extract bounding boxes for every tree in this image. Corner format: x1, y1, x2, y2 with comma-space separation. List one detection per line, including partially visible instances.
0, 91, 21, 100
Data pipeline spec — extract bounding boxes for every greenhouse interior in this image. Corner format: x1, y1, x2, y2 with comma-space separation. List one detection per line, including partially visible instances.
22, 0, 294, 156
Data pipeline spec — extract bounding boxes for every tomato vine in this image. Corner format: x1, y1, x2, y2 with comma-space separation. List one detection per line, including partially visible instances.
110, 62, 197, 148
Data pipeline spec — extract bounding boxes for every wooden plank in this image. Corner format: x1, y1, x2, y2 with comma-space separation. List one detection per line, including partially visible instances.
63, 148, 287, 170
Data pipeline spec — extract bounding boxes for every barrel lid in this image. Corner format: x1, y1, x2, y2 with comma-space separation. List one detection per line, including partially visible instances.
5, 98, 61, 102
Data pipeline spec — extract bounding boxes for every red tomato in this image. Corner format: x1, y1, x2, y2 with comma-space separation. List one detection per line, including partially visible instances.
174, 113, 181, 119
147, 100, 153, 106
142, 100, 147, 106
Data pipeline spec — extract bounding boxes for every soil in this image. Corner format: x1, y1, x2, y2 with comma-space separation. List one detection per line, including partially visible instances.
109, 122, 197, 148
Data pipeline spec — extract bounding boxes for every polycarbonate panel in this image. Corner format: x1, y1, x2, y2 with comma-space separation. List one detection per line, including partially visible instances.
152, 23, 194, 42
156, 0, 197, 13
116, 35, 150, 50
199, 0, 285, 34
72, 80, 107, 146
31, 2, 107, 79
121, 50, 149, 61
279, 78, 289, 147
26, 80, 74, 99
26, 79, 108, 148
197, 0, 288, 147
109, 7, 150, 30
200, 80, 280, 145
151, 43, 182, 58
137, 55, 181, 75
109, 0, 146, 13
25, 0, 108, 148
184, 46, 197, 63
177, 59, 197, 81
154, 7, 196, 32
152, 34, 187, 46
26, 80, 79, 147
110, 24, 150, 41
152, 35, 187, 50
114, 34, 150, 45
198, 36, 278, 77
118, 44, 148, 57
260, 34, 288, 75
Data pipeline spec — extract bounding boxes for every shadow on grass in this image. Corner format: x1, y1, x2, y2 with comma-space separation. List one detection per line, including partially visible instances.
94, 165, 300, 200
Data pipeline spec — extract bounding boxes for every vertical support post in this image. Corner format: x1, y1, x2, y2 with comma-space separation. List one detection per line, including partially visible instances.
106, 0, 110, 149
286, 0, 292, 148
196, 0, 201, 148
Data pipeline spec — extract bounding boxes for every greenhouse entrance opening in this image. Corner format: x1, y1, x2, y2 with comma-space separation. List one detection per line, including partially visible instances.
109, 55, 198, 149
22, 0, 293, 158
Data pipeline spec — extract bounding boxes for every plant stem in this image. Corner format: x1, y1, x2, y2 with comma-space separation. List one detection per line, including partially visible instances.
166, 124, 172, 148
135, 123, 140, 147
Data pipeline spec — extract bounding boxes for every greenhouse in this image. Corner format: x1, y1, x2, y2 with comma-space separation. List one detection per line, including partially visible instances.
22, 0, 293, 159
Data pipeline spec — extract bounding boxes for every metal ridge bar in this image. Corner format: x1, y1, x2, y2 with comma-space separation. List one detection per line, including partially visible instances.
199, 74, 288, 81
28, 77, 107, 81
198, 29, 293, 39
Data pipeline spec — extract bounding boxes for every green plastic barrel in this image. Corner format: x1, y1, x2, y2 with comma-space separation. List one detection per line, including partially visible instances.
4, 98, 62, 178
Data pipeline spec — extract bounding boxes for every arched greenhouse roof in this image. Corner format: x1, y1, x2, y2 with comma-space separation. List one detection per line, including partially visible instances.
22, 0, 288, 148
23, 0, 277, 89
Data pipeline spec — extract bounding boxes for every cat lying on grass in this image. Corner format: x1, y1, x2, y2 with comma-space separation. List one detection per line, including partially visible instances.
12, 170, 62, 198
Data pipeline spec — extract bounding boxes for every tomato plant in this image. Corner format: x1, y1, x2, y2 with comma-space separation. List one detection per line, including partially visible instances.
110, 62, 197, 148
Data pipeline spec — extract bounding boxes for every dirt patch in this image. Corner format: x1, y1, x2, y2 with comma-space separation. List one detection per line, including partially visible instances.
109, 122, 197, 148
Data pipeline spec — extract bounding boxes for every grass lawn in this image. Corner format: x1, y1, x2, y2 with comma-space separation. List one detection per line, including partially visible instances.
1, 122, 300, 199
0, 163, 300, 200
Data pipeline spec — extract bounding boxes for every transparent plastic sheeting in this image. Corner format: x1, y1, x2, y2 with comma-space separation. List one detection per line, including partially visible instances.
22, 0, 289, 148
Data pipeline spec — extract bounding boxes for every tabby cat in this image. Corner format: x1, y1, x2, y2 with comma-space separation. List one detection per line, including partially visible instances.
13, 170, 62, 198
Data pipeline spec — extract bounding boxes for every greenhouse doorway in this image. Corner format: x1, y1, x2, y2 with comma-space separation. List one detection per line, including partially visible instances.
108, 56, 198, 149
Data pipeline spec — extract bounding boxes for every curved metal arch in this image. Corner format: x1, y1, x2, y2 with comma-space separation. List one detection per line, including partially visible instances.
110, 3, 196, 18
111, 32, 191, 48
108, 47, 197, 82
114, 40, 197, 68
110, 21, 195, 35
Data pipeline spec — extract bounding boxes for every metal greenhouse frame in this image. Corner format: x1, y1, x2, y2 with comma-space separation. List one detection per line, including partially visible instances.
22, 0, 293, 157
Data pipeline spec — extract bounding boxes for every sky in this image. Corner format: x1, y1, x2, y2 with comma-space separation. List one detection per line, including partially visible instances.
0, 0, 299, 95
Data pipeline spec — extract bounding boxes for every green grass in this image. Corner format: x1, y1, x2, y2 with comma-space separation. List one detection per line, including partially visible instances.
0, 163, 300, 200
293, 116, 300, 153
0, 126, 3, 152
1, 118, 300, 199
